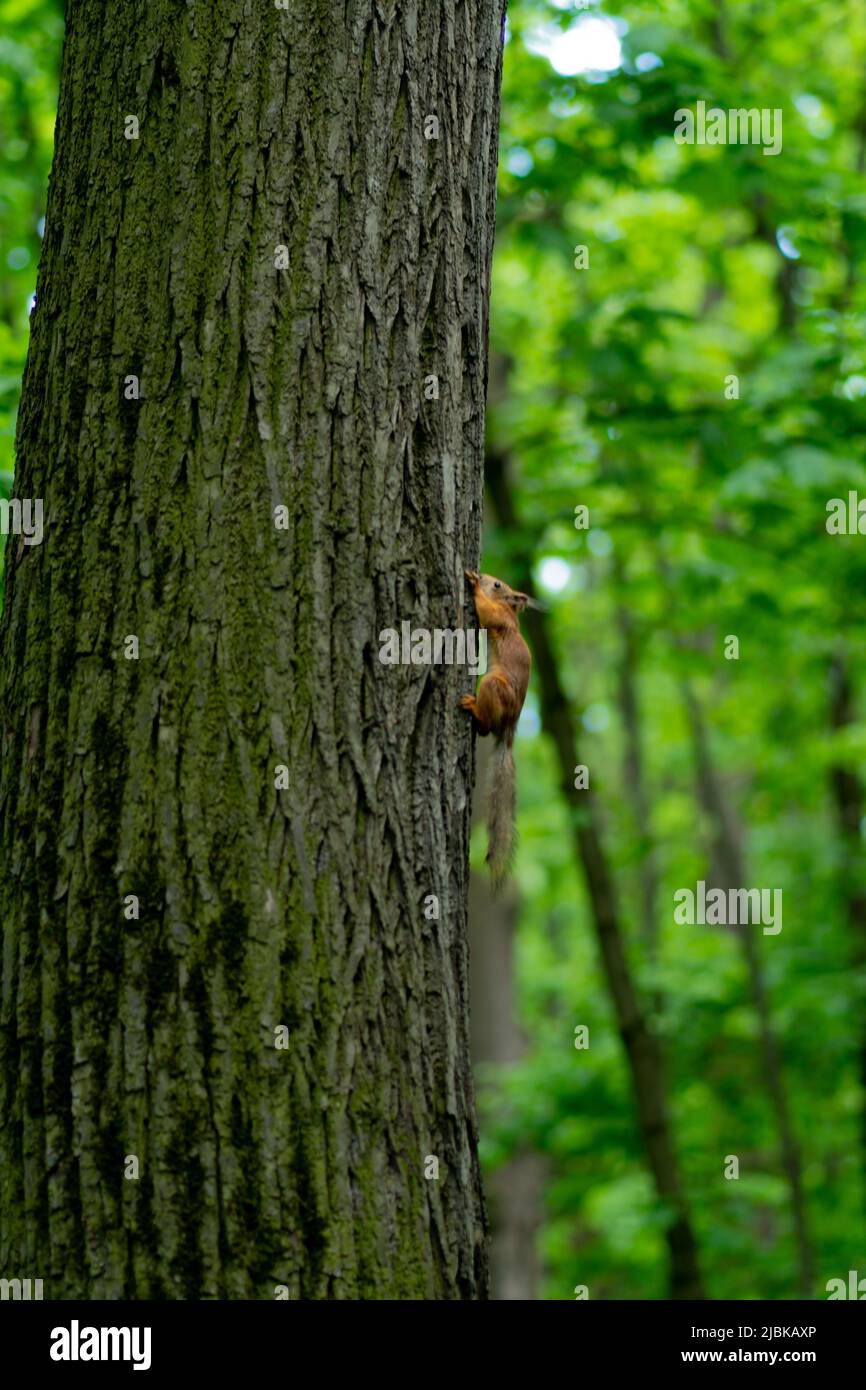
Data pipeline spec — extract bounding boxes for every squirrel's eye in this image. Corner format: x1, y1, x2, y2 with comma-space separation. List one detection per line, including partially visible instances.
494, 581, 501, 589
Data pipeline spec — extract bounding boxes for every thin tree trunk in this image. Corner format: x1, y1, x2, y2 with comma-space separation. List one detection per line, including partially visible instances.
486, 453, 705, 1300
704, 9, 799, 331
469, 740, 543, 1300
827, 651, 866, 1212
682, 680, 815, 1295
0, 0, 507, 1299
613, 564, 660, 961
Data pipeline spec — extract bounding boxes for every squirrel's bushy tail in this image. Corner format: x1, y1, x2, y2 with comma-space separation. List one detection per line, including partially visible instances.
486, 734, 516, 891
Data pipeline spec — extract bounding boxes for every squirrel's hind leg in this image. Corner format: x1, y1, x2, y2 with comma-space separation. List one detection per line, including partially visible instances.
460, 693, 492, 735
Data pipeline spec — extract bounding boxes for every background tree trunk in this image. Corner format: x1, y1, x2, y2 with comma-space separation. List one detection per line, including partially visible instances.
0, 0, 507, 1299
613, 570, 660, 964
682, 678, 815, 1296
828, 651, 866, 1216
469, 740, 543, 1301
485, 451, 706, 1301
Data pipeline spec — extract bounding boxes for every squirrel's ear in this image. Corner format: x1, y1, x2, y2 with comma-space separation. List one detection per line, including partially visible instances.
512, 590, 530, 611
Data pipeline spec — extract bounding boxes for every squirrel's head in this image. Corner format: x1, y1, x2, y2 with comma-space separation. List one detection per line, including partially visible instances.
478, 572, 530, 612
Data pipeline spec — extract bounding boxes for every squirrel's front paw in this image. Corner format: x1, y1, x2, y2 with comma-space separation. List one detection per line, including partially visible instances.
459, 694, 476, 711
464, 569, 480, 587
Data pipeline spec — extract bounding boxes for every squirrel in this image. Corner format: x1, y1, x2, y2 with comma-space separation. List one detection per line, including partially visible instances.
460, 570, 531, 888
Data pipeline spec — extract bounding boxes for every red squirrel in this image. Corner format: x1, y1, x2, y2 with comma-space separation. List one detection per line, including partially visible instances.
460, 570, 531, 887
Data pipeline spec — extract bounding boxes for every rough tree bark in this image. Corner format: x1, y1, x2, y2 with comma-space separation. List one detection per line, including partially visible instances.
0, 0, 507, 1299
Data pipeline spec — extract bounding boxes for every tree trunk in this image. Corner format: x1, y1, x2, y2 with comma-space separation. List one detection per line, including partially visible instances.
613, 569, 660, 963
0, 0, 507, 1299
485, 453, 705, 1300
469, 741, 543, 1301
682, 679, 815, 1296
828, 651, 866, 1214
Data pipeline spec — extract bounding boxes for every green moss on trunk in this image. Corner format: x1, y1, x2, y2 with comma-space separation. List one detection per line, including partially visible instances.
0, 0, 505, 1299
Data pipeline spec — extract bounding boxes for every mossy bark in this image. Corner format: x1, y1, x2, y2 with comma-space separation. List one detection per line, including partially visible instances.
0, 0, 506, 1299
